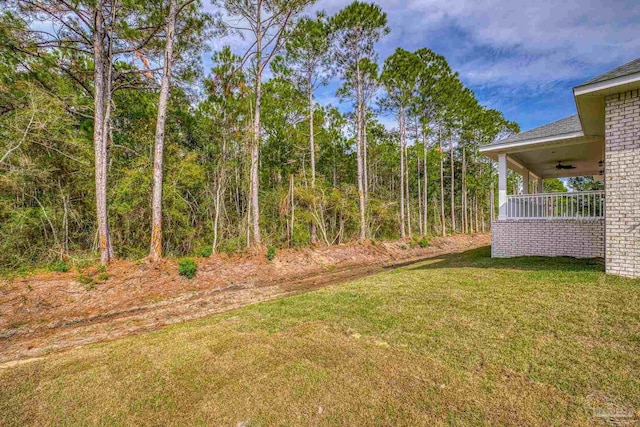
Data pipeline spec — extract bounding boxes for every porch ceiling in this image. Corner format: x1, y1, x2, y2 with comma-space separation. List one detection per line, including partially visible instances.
480, 134, 604, 178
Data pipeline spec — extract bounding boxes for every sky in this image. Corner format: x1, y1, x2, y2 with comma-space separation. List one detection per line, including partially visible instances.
204, 0, 640, 133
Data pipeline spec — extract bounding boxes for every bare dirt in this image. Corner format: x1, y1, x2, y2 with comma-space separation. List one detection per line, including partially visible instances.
0, 234, 490, 364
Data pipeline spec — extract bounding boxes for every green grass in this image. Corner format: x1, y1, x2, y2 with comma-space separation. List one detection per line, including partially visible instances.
1, 247, 639, 426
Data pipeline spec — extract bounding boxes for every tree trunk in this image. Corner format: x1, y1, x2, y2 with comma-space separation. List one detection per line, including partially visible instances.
462, 146, 467, 234
399, 107, 405, 238
475, 193, 479, 233
92, 4, 113, 264
439, 129, 445, 237
250, 5, 263, 245
417, 156, 423, 236
355, 60, 366, 241
212, 121, 227, 255
405, 142, 411, 237
422, 129, 428, 235
308, 76, 317, 244
363, 109, 368, 199
450, 135, 455, 233
150, 0, 178, 260
289, 174, 295, 245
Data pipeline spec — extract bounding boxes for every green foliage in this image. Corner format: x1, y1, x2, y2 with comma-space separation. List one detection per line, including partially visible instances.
198, 246, 213, 258
178, 258, 197, 279
266, 245, 277, 261
417, 236, 430, 248
0, 1, 518, 272
97, 272, 110, 282
568, 176, 603, 191
77, 274, 94, 285
49, 260, 70, 273
543, 178, 568, 193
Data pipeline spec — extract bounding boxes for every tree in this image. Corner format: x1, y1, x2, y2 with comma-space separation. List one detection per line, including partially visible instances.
380, 48, 422, 238
283, 12, 332, 243
568, 176, 603, 191
150, 0, 179, 260
337, 58, 379, 199
150, 0, 211, 260
11, 0, 169, 263
220, 0, 313, 246
330, 1, 389, 241
414, 48, 455, 236
2, 1, 521, 268
202, 46, 251, 253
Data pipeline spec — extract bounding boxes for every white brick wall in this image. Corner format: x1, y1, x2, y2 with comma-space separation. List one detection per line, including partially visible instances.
491, 219, 604, 258
605, 90, 640, 278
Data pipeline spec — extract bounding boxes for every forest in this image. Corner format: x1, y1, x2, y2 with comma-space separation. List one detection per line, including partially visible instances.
1, 0, 565, 270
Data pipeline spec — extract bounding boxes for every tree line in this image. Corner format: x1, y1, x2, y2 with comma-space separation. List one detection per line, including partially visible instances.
0, 0, 524, 268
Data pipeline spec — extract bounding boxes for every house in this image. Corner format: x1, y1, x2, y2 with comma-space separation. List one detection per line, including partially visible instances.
480, 58, 640, 278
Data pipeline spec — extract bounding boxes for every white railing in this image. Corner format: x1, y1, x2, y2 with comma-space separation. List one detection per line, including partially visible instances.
506, 191, 605, 219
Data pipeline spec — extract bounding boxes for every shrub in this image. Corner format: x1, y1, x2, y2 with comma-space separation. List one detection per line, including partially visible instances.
199, 246, 212, 258
97, 272, 110, 282
178, 258, 197, 279
97, 264, 106, 273
49, 260, 69, 273
77, 274, 93, 285
418, 236, 430, 248
219, 237, 244, 255
266, 245, 277, 261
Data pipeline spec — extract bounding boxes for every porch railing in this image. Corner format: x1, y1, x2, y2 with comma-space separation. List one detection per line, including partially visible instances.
506, 190, 605, 219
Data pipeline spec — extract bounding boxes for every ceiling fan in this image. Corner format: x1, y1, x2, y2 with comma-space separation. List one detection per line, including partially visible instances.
555, 161, 576, 170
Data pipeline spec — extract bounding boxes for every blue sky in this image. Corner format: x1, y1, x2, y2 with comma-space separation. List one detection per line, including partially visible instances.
206, 0, 640, 132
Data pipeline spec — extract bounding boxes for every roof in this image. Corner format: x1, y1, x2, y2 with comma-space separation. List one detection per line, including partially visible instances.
490, 115, 582, 147
482, 57, 640, 152
577, 58, 640, 87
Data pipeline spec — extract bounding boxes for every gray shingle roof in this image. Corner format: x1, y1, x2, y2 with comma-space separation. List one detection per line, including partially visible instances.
578, 58, 640, 86
492, 115, 582, 146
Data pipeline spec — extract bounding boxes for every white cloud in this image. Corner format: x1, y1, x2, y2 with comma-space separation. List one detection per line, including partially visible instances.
203, 0, 640, 130
386, 0, 640, 86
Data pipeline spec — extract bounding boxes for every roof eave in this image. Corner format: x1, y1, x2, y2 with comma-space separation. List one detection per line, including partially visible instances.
574, 71, 640, 96
479, 131, 585, 154
573, 71, 640, 137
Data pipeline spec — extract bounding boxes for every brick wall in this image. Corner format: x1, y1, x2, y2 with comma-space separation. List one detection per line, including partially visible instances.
491, 219, 604, 258
605, 90, 640, 278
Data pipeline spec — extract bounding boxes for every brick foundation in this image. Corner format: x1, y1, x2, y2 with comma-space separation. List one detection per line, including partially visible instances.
491, 219, 604, 258
604, 90, 640, 278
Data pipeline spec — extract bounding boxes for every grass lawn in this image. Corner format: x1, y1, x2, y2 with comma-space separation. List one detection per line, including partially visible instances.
1, 247, 639, 426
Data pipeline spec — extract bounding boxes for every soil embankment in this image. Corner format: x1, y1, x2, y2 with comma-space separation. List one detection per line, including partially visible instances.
0, 234, 490, 364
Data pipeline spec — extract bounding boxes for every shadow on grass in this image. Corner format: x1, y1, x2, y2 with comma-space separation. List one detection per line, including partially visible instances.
410, 246, 605, 273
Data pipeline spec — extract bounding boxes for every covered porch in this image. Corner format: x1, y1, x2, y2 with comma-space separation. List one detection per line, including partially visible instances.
480, 115, 605, 258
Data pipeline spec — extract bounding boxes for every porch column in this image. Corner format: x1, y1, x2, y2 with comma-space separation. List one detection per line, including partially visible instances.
522, 169, 530, 194
498, 153, 508, 220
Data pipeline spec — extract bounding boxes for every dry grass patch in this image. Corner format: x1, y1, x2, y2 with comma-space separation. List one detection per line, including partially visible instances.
1, 247, 639, 426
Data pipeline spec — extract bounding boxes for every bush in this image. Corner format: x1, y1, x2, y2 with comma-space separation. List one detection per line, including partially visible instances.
178, 258, 197, 279
266, 245, 277, 261
49, 260, 69, 273
97, 272, 110, 282
77, 274, 93, 285
417, 236, 430, 248
199, 246, 212, 258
